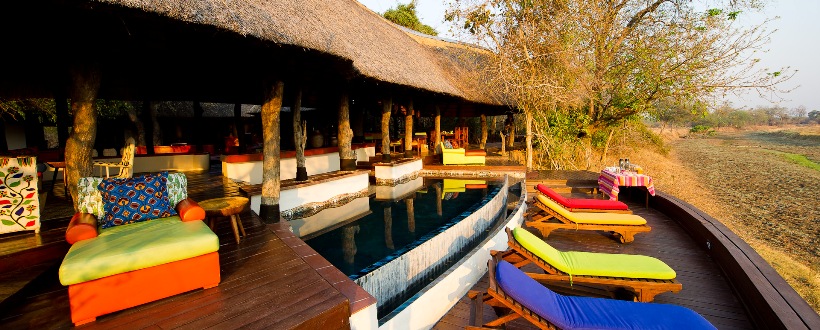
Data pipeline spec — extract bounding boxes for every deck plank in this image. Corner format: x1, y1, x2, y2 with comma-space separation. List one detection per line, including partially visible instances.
0, 169, 349, 330
433, 197, 754, 329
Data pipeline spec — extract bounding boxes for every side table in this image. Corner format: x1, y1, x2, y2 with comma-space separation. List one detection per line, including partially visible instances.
199, 197, 249, 244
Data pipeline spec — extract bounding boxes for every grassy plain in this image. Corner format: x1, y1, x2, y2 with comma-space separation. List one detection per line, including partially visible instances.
628, 125, 820, 313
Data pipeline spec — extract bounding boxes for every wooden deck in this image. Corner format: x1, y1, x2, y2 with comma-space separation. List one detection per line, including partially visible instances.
434, 196, 754, 330
0, 169, 359, 329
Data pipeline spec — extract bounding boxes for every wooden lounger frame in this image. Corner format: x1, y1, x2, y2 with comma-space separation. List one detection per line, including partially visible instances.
535, 191, 633, 214
500, 228, 681, 302
467, 253, 557, 330
526, 197, 650, 243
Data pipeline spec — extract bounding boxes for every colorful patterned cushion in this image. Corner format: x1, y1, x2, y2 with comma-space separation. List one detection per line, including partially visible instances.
0, 156, 41, 234
166, 172, 188, 206
97, 172, 177, 229
77, 177, 105, 218
443, 140, 454, 149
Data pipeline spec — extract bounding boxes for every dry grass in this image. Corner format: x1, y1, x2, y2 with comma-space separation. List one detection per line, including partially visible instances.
625, 125, 820, 314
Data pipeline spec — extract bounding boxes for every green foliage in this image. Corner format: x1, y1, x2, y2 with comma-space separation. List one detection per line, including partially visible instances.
383, 1, 438, 36
690, 125, 715, 135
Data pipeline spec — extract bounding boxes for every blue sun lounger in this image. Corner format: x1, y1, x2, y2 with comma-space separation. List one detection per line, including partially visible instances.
468, 257, 716, 329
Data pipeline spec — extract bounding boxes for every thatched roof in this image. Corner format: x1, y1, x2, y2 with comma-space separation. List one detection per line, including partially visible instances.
97, 0, 501, 106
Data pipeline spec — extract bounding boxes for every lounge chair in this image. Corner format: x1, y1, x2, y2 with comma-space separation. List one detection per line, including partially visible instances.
500, 227, 681, 302
468, 256, 715, 330
535, 183, 631, 213
527, 194, 650, 243
440, 142, 486, 165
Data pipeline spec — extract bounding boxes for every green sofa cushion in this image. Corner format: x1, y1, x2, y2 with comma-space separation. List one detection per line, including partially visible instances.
59, 216, 219, 285
513, 228, 675, 279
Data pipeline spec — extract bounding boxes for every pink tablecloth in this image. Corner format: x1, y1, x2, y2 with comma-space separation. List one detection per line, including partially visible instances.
598, 169, 656, 201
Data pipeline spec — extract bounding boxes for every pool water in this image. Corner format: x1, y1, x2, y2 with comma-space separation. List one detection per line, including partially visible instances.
301, 178, 500, 277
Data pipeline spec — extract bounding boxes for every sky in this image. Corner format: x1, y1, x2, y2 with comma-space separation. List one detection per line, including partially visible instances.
357, 0, 820, 112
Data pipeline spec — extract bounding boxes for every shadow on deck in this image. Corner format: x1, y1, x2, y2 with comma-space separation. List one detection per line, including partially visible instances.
435, 197, 755, 330
0, 170, 354, 329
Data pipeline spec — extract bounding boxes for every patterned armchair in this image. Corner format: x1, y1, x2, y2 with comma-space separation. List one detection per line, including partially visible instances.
0, 156, 40, 234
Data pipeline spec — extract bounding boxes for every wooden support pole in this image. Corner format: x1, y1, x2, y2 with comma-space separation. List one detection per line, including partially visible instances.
293, 87, 308, 181
55, 92, 70, 149
338, 90, 356, 170
64, 65, 101, 208
381, 96, 392, 163
259, 80, 284, 223
480, 113, 488, 150
434, 105, 441, 154
404, 99, 414, 158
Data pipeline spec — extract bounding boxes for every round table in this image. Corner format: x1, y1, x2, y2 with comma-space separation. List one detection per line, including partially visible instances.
199, 197, 249, 244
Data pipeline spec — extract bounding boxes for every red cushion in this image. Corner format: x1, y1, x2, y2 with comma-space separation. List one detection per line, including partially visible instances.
465, 150, 486, 156
536, 184, 628, 210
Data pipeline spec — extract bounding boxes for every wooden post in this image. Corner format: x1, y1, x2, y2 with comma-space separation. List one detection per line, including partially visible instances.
434, 105, 441, 154
338, 90, 356, 170
404, 99, 414, 158
259, 80, 284, 224
480, 113, 487, 150
55, 93, 70, 149
64, 65, 101, 207
293, 88, 308, 181
381, 96, 392, 163
406, 198, 415, 233
526, 111, 533, 170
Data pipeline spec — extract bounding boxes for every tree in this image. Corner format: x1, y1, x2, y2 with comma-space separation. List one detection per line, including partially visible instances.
383, 1, 438, 36
446, 0, 793, 168
650, 98, 700, 134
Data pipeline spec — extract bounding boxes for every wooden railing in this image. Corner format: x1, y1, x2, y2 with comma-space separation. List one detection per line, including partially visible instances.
646, 191, 820, 330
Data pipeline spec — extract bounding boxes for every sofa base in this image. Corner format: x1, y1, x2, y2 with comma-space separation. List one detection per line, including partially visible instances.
68, 252, 220, 326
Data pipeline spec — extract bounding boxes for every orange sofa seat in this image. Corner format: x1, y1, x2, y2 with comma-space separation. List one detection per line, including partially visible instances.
68, 252, 220, 326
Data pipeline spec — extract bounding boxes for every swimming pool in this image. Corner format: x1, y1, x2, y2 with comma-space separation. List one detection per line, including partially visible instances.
294, 177, 508, 318
301, 178, 500, 275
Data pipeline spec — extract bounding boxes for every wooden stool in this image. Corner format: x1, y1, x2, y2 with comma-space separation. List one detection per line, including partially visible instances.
199, 197, 249, 244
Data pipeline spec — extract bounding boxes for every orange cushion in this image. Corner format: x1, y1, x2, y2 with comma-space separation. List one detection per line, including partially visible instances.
465, 150, 486, 156
176, 198, 206, 221
66, 213, 98, 244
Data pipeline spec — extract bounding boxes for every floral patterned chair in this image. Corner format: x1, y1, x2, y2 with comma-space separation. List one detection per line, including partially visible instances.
0, 156, 40, 234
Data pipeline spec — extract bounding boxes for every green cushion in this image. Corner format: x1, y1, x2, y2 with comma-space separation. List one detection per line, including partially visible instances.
513, 228, 675, 279
537, 195, 646, 225
513, 227, 573, 274
59, 216, 219, 285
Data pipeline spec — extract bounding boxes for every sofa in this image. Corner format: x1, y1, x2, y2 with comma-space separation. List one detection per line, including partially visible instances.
59, 172, 218, 326
0, 156, 41, 234
440, 142, 486, 165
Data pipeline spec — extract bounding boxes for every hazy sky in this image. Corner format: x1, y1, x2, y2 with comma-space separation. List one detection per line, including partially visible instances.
357, 0, 820, 112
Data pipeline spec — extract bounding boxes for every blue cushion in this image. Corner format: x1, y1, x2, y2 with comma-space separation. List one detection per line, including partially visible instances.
495, 260, 715, 330
98, 172, 177, 229
443, 140, 454, 149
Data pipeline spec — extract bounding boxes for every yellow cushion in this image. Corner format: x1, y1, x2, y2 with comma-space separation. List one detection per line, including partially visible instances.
59, 216, 219, 285
536, 195, 646, 225
513, 228, 675, 279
